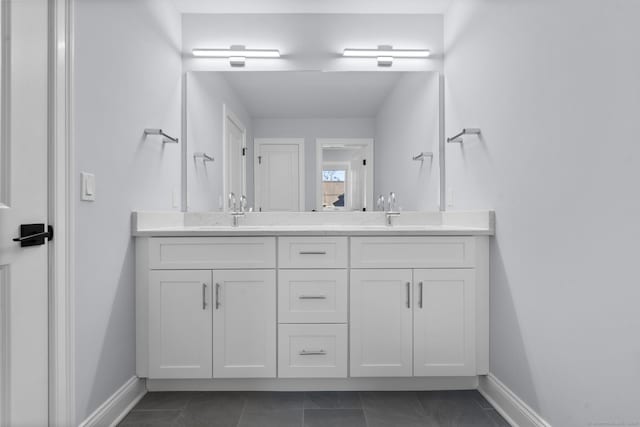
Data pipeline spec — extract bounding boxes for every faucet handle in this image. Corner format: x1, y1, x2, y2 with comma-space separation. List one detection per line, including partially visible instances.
240, 195, 247, 213
377, 195, 385, 211
389, 192, 396, 211
228, 192, 236, 211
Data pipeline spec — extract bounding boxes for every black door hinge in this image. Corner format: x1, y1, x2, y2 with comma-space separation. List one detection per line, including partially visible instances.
362, 159, 367, 166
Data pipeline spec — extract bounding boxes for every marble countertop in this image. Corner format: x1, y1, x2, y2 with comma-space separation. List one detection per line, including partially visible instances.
132, 211, 495, 237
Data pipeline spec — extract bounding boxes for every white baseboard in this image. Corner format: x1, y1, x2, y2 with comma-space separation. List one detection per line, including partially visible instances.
146, 376, 479, 392
79, 376, 146, 427
478, 374, 551, 427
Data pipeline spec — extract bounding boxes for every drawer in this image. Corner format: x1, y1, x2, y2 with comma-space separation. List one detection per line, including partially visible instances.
278, 324, 347, 378
278, 237, 347, 269
278, 270, 347, 324
351, 237, 475, 269
149, 237, 276, 269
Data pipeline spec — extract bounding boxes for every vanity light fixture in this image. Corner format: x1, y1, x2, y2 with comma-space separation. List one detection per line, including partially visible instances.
192, 45, 281, 67
343, 45, 431, 67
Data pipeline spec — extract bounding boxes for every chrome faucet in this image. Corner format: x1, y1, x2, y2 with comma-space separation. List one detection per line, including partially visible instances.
228, 192, 246, 227
385, 192, 400, 226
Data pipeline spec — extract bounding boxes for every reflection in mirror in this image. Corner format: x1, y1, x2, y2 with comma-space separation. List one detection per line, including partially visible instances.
185, 71, 440, 212
317, 139, 373, 211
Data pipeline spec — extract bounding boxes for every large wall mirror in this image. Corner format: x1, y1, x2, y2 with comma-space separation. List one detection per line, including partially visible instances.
185, 71, 441, 212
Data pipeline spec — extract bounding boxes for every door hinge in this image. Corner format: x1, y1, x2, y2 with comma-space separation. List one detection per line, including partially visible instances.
362, 159, 367, 166
242, 147, 246, 156
258, 155, 262, 165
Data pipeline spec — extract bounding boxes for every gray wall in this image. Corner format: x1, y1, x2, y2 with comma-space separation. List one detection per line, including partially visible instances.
375, 72, 440, 210
73, 0, 182, 422
444, 0, 640, 425
186, 72, 253, 210
253, 118, 375, 211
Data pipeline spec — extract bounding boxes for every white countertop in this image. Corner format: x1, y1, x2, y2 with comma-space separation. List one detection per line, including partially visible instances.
132, 211, 495, 237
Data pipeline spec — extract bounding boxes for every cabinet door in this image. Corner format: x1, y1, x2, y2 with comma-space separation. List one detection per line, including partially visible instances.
413, 269, 476, 376
148, 270, 212, 378
213, 270, 277, 378
350, 269, 413, 377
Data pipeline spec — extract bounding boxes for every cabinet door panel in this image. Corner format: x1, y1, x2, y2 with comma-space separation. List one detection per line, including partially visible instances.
213, 270, 276, 378
414, 269, 476, 376
350, 269, 413, 377
148, 270, 212, 378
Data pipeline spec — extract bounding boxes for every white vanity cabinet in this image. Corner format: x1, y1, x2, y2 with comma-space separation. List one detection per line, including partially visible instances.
136, 232, 489, 386
136, 237, 277, 379
277, 237, 349, 378
148, 270, 213, 378
212, 270, 276, 378
349, 237, 487, 378
350, 269, 414, 377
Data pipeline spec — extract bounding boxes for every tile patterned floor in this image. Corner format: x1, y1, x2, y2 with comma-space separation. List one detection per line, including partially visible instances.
119, 390, 510, 427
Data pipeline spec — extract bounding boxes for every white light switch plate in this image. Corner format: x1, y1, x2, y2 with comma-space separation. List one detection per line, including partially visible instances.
81, 172, 96, 201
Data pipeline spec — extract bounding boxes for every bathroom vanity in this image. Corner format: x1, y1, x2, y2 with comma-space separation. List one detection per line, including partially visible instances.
134, 211, 494, 391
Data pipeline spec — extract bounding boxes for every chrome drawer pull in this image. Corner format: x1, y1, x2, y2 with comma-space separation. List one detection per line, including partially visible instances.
215, 283, 221, 309
299, 251, 327, 255
406, 282, 411, 308
299, 295, 327, 300
299, 349, 326, 356
419, 281, 423, 309
202, 283, 207, 310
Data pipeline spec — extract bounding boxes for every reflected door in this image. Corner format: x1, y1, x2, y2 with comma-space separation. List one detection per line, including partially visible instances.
224, 107, 246, 206
254, 138, 304, 212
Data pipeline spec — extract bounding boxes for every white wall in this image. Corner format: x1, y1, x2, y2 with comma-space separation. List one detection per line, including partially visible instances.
444, 1, 640, 425
182, 14, 443, 72
73, 0, 182, 422
186, 72, 253, 210
253, 118, 375, 211
375, 72, 440, 210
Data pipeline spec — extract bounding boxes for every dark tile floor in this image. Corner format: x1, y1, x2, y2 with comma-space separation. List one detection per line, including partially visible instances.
119, 390, 510, 427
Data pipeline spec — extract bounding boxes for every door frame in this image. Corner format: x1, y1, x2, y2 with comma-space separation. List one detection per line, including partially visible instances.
50, 0, 75, 425
316, 138, 374, 212
222, 104, 247, 210
254, 138, 305, 212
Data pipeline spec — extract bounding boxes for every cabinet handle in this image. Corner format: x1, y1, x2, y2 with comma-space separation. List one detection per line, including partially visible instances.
299, 295, 327, 300
215, 283, 221, 309
299, 349, 326, 356
406, 282, 411, 308
299, 251, 327, 255
419, 281, 423, 309
202, 283, 207, 310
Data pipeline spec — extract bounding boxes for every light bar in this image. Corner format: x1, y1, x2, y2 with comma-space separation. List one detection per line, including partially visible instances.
192, 48, 280, 58
343, 48, 430, 58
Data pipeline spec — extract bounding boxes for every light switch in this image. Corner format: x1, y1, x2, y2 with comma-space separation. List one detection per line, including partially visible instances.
81, 172, 96, 201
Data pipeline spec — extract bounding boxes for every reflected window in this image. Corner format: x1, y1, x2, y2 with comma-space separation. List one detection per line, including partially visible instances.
322, 169, 346, 209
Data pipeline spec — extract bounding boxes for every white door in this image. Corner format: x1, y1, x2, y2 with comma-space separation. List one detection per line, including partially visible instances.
255, 138, 304, 212
213, 270, 276, 378
413, 269, 476, 376
148, 270, 213, 379
0, 1, 50, 425
224, 106, 246, 205
350, 269, 413, 377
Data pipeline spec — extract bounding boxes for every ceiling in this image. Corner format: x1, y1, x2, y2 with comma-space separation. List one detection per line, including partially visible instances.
172, 0, 451, 14
218, 72, 406, 118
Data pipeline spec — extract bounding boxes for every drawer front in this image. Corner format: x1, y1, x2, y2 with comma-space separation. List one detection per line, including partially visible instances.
278, 324, 347, 378
149, 237, 276, 269
278, 270, 347, 324
278, 237, 348, 269
351, 237, 475, 269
